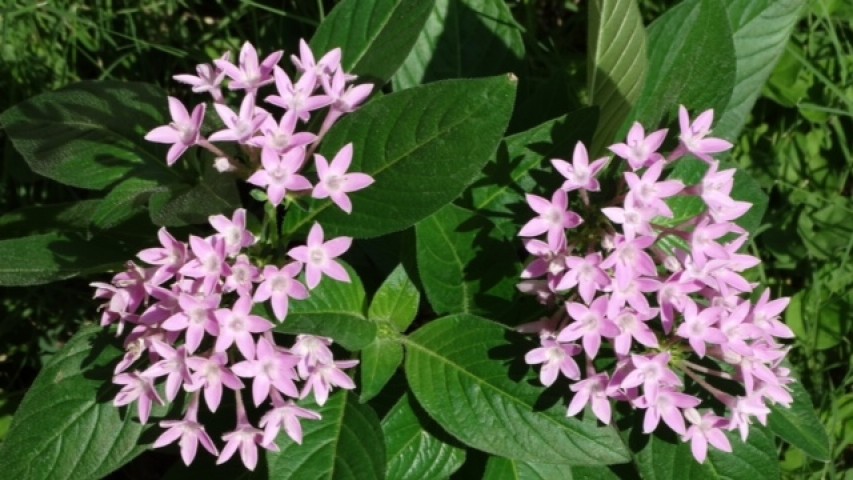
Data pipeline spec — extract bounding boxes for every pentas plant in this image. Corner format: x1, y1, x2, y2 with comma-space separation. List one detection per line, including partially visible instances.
518, 106, 795, 464
92, 40, 373, 470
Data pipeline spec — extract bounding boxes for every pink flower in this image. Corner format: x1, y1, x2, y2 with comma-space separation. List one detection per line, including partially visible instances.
173, 52, 230, 101
253, 263, 309, 321
518, 189, 582, 250
677, 106, 733, 163
186, 352, 244, 413
609, 122, 668, 170
682, 408, 732, 463
266, 67, 331, 122
620, 352, 681, 402
624, 160, 684, 216
145, 97, 206, 165
249, 111, 317, 154
291, 39, 342, 77
179, 236, 231, 294
154, 395, 218, 465
555, 253, 609, 305
259, 396, 322, 445
677, 303, 727, 358
611, 308, 659, 355
215, 42, 282, 93
524, 338, 581, 386
223, 254, 260, 295
301, 359, 358, 405
640, 388, 700, 435
287, 223, 352, 289
218, 418, 270, 471
209, 93, 269, 144
137, 227, 187, 284
312, 143, 375, 214
214, 295, 274, 359
142, 341, 192, 401
113, 371, 164, 424
161, 293, 221, 353
246, 147, 313, 206
567, 373, 612, 424
232, 337, 300, 406
551, 142, 609, 192
558, 297, 619, 359
209, 208, 256, 257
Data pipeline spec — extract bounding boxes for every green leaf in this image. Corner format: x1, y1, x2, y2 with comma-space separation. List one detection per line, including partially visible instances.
0, 231, 143, 286
283, 75, 517, 238
714, 0, 807, 140
391, 0, 525, 90
0, 81, 171, 190
482, 457, 620, 480
266, 391, 385, 480
147, 165, 240, 227
0, 327, 147, 480
368, 264, 419, 332
465, 108, 598, 226
633, 427, 780, 480
0, 200, 101, 238
587, 0, 648, 156
92, 177, 167, 229
631, 0, 736, 128
382, 394, 466, 480
767, 377, 831, 461
311, 0, 435, 85
273, 263, 374, 351
403, 314, 630, 465
359, 338, 404, 402
415, 204, 519, 318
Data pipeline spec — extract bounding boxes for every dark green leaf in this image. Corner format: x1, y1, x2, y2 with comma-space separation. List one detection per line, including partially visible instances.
283, 76, 517, 238
588, 0, 647, 156
391, 0, 525, 90
382, 394, 465, 479
404, 314, 629, 465
359, 338, 403, 402
368, 264, 419, 332
0, 200, 101, 238
415, 204, 519, 318
266, 391, 384, 480
92, 178, 167, 229
311, 0, 435, 85
147, 165, 240, 227
0, 327, 147, 480
714, 0, 807, 139
631, 0, 736, 128
482, 457, 620, 480
633, 427, 779, 480
0, 231, 143, 286
0, 81, 172, 190
465, 109, 598, 227
767, 377, 831, 461
273, 263, 374, 351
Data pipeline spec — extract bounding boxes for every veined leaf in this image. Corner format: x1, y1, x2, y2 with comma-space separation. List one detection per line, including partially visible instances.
768, 376, 831, 461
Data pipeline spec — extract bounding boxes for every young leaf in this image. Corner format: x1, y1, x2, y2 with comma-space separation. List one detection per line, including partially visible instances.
273, 263, 374, 351
0, 81, 172, 190
714, 0, 807, 140
767, 378, 832, 461
415, 204, 519, 318
403, 314, 630, 465
587, 0, 648, 156
283, 75, 517, 238
311, 0, 435, 85
266, 391, 385, 480
368, 264, 419, 332
382, 394, 466, 479
634, 427, 780, 479
631, 0, 736, 129
0, 327, 148, 479
391, 0, 525, 90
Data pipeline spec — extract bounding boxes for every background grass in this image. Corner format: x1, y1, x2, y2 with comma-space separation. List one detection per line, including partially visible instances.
0, 0, 849, 477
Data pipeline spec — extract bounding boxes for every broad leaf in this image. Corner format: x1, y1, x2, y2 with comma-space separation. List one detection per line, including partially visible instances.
415, 204, 519, 318
631, 0, 736, 129
266, 391, 384, 480
633, 427, 780, 480
482, 457, 621, 480
0, 81, 172, 190
404, 314, 630, 465
359, 338, 403, 402
588, 0, 647, 156
311, 0, 434, 85
92, 177, 166, 229
382, 394, 465, 480
465, 108, 598, 227
147, 165, 240, 227
368, 264, 419, 331
0, 231, 144, 286
392, 0, 525, 90
0, 327, 147, 480
273, 263, 374, 351
0, 200, 101, 238
283, 75, 517, 238
714, 0, 807, 140
767, 377, 831, 461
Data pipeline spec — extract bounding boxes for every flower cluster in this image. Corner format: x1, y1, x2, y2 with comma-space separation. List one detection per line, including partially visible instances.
145, 40, 374, 212
94, 213, 356, 469
93, 40, 375, 470
518, 106, 794, 463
